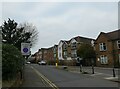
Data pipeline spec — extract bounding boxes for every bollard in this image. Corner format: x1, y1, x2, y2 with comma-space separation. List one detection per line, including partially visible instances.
56, 63, 58, 67
113, 68, 116, 77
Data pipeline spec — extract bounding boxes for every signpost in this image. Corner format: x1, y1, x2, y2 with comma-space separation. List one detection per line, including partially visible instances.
21, 43, 30, 55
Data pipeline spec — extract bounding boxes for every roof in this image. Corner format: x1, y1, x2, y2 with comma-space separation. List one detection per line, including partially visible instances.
59, 40, 70, 45
65, 40, 70, 44
70, 36, 95, 43
96, 29, 120, 41
106, 29, 120, 40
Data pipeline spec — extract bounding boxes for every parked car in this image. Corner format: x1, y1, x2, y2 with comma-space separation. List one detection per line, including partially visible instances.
38, 61, 46, 65
26, 61, 31, 64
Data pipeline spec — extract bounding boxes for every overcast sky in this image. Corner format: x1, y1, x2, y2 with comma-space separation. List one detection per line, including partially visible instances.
1, 0, 118, 54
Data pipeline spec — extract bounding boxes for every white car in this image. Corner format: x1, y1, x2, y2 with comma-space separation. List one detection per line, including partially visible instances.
26, 61, 31, 64
38, 61, 46, 65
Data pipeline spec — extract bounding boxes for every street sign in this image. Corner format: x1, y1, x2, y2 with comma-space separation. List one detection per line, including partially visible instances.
21, 43, 30, 55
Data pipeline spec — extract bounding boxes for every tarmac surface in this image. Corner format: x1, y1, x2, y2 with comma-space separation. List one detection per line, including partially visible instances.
19, 64, 119, 89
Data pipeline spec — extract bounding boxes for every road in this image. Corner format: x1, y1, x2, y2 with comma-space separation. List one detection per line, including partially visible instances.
21, 64, 119, 88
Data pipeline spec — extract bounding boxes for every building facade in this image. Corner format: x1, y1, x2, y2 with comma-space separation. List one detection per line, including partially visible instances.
57, 36, 95, 62
69, 36, 95, 60
53, 45, 58, 62
58, 40, 65, 60
95, 30, 120, 67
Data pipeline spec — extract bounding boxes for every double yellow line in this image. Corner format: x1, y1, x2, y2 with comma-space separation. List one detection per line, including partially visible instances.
31, 66, 59, 89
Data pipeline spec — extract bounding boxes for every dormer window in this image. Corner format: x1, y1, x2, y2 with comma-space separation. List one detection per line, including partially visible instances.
99, 43, 107, 51
117, 40, 120, 49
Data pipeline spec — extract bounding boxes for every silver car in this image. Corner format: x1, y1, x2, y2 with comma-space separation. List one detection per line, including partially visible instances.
38, 61, 46, 65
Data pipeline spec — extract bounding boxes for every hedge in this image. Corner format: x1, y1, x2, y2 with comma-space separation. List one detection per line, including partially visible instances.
2, 44, 25, 81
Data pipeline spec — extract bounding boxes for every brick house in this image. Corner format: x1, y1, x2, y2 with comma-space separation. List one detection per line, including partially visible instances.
69, 36, 95, 66
40, 47, 54, 62
62, 40, 71, 60
34, 47, 54, 64
69, 36, 95, 59
31, 52, 39, 63
53, 45, 58, 62
95, 30, 120, 67
46, 47, 54, 61
57, 36, 94, 65
37, 49, 42, 61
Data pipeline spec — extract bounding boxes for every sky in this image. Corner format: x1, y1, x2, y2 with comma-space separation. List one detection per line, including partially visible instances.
0, 0, 119, 54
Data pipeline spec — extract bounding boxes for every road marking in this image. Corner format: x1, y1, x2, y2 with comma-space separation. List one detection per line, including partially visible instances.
31, 66, 59, 89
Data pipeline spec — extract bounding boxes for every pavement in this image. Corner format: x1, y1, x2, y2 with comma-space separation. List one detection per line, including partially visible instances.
19, 64, 52, 88
56, 66, 120, 83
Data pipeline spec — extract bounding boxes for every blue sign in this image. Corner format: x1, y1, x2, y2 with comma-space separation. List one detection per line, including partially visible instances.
21, 43, 30, 55
23, 48, 29, 53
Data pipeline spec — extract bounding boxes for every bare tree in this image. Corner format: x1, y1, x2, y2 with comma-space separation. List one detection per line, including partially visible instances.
19, 22, 38, 48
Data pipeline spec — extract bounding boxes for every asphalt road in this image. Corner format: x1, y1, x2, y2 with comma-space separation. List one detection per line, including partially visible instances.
30, 64, 119, 88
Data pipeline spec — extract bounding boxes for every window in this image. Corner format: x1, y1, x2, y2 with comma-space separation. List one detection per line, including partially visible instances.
63, 51, 67, 58
54, 54, 56, 57
99, 43, 107, 51
117, 40, 120, 49
71, 50, 77, 58
100, 55, 108, 64
63, 44, 67, 50
59, 53, 61, 57
64, 51, 67, 56
71, 42, 77, 49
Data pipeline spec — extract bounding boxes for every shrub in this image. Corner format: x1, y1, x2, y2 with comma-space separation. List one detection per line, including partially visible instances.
64, 60, 76, 66
2, 44, 25, 81
47, 60, 56, 65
